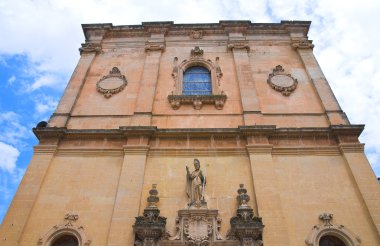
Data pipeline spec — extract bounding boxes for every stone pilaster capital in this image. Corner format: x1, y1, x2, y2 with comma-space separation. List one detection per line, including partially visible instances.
227, 40, 250, 52
123, 145, 150, 155
33, 144, 58, 155
339, 143, 365, 153
246, 144, 273, 154
291, 38, 314, 50
79, 42, 102, 55
145, 41, 165, 52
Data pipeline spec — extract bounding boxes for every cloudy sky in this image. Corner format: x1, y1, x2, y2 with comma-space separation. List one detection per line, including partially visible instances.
1, 0, 380, 223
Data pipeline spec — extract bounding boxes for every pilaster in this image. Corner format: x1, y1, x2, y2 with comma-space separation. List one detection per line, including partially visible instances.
246, 142, 290, 245
0, 144, 57, 245
48, 50, 98, 127
106, 144, 150, 246
132, 33, 165, 126
291, 36, 349, 125
228, 33, 261, 125
339, 143, 380, 237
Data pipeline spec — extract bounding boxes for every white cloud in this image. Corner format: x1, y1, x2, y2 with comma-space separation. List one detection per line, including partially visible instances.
0, 111, 32, 148
7, 75, 16, 85
0, 142, 19, 172
34, 95, 59, 116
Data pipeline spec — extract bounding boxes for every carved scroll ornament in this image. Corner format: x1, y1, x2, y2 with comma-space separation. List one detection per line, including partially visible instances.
267, 65, 298, 96
96, 67, 127, 98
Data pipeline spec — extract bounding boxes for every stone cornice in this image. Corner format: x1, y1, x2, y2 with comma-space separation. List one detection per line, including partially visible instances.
33, 125, 365, 147
82, 20, 311, 40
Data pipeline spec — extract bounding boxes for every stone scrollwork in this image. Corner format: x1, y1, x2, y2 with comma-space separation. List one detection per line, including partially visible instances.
168, 93, 227, 110
133, 184, 167, 246
305, 213, 361, 246
38, 213, 91, 246
228, 184, 264, 246
96, 67, 127, 98
267, 65, 298, 96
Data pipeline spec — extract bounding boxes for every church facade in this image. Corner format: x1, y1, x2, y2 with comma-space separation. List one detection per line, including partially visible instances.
1, 20, 379, 245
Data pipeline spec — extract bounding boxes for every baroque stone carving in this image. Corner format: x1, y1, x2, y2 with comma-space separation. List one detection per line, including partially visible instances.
168, 49, 227, 110
305, 213, 361, 246
38, 213, 91, 246
168, 93, 227, 110
96, 67, 127, 98
191, 46, 204, 57
164, 209, 222, 246
133, 184, 167, 246
267, 65, 298, 96
227, 184, 264, 246
190, 30, 203, 39
215, 57, 223, 86
79, 43, 102, 55
186, 159, 207, 208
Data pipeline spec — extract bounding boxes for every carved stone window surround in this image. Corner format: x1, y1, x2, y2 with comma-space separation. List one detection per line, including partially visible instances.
168, 47, 226, 110
38, 213, 91, 246
305, 213, 361, 246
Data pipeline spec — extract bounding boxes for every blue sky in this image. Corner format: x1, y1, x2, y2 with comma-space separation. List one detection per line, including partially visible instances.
1, 0, 380, 223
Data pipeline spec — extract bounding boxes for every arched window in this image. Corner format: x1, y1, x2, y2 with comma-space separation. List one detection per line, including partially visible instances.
51, 234, 79, 246
182, 66, 212, 95
319, 235, 346, 246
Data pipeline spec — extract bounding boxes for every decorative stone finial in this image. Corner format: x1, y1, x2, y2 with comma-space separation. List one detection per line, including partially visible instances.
228, 184, 264, 245
147, 184, 159, 207
133, 184, 167, 246
237, 184, 250, 208
319, 213, 333, 226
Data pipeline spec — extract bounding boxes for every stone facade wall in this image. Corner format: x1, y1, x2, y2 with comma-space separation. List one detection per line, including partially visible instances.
1, 21, 379, 246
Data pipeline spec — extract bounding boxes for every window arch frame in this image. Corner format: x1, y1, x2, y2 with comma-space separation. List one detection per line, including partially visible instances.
168, 52, 226, 110
177, 60, 218, 96
306, 224, 361, 246
38, 219, 91, 246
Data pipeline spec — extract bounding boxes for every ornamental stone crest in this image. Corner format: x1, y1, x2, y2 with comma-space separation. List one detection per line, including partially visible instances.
190, 30, 203, 39
96, 67, 127, 98
191, 46, 204, 57
267, 65, 298, 96
183, 216, 213, 245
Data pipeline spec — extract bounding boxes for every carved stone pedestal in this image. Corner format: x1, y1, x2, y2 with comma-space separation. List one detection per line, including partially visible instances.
162, 209, 222, 246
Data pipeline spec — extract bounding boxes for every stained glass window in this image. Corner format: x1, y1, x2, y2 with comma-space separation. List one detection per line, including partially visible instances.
182, 66, 212, 95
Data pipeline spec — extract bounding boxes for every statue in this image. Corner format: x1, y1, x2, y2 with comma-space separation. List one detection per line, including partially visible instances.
186, 159, 206, 208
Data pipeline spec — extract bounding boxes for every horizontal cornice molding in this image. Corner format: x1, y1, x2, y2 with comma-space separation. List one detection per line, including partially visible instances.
33, 125, 365, 146
82, 20, 311, 40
